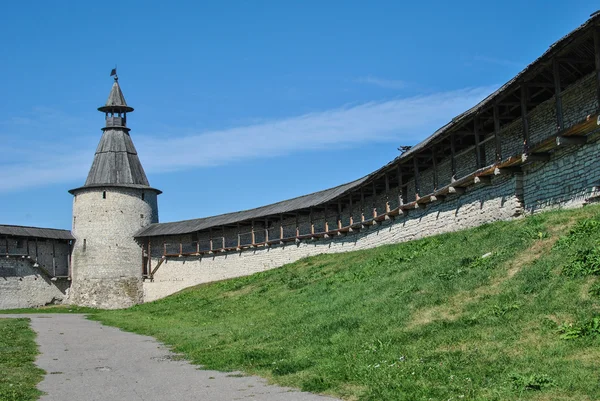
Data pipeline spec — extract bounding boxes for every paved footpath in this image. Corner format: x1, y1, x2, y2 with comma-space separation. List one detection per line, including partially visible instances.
1, 314, 339, 401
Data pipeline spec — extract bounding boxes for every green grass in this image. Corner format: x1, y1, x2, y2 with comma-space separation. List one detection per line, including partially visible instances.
11, 205, 600, 400
0, 319, 44, 401
89, 205, 600, 400
0, 305, 97, 315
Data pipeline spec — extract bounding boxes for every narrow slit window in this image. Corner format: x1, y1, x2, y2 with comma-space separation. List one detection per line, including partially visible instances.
102, 191, 106, 199
83, 239, 87, 251
141, 192, 145, 200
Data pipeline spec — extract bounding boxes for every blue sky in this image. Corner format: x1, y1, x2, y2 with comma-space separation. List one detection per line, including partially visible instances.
0, 1, 597, 229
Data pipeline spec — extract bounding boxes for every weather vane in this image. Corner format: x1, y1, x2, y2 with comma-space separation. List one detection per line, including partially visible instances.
110, 66, 118, 81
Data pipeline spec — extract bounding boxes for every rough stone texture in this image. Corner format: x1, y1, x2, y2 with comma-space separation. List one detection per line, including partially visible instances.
144, 176, 520, 301
69, 187, 158, 309
0, 258, 68, 309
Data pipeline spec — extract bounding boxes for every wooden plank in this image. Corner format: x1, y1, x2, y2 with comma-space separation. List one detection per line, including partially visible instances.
360, 187, 365, 222
520, 84, 530, 153
372, 181, 377, 218
251, 219, 256, 245
493, 103, 502, 162
553, 58, 564, 131
280, 214, 284, 240
473, 118, 482, 168
384, 173, 390, 213
337, 200, 343, 229
264, 218, 269, 243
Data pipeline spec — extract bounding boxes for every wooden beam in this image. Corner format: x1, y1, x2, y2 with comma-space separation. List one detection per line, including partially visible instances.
222, 226, 226, 249
473, 117, 482, 168
251, 219, 256, 245
209, 227, 213, 252
279, 214, 284, 240
594, 27, 600, 109
413, 157, 420, 200
493, 103, 502, 162
349, 194, 354, 225
520, 84, 530, 153
237, 223, 241, 248
553, 58, 564, 131
264, 218, 269, 243
556, 135, 587, 146
310, 208, 315, 235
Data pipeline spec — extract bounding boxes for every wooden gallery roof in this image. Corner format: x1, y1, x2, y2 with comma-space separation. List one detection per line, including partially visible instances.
136, 12, 600, 238
0, 225, 74, 241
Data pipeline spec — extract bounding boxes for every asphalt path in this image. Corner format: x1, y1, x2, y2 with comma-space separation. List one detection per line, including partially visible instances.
1, 314, 339, 401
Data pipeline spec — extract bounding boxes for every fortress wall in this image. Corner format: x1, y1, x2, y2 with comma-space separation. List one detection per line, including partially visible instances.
0, 238, 70, 277
144, 175, 520, 302
0, 258, 68, 309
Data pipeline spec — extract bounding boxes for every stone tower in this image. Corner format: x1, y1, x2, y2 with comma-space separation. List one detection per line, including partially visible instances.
68, 74, 161, 309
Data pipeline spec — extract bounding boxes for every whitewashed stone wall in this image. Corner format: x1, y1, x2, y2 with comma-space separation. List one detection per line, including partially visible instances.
144, 175, 520, 301
0, 258, 68, 309
70, 187, 158, 309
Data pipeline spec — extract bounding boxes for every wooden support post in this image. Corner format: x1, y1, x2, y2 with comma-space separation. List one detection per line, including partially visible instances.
264, 218, 269, 243
179, 241, 183, 255
594, 27, 600, 109
295, 214, 300, 237
473, 118, 482, 168
35, 237, 39, 259
148, 241, 152, 273
4, 236, 8, 256
520, 84, 530, 153
372, 181, 377, 218
384, 173, 391, 213
397, 164, 404, 205
52, 239, 56, 276
450, 133, 457, 181
222, 226, 225, 249
349, 195, 354, 225
432, 148, 438, 190
26, 238, 29, 255
279, 214, 284, 240
413, 157, 420, 200
310, 208, 315, 235
251, 220, 256, 245
337, 200, 343, 229
553, 58, 564, 131
324, 206, 329, 233
195, 235, 199, 253
493, 103, 502, 162
360, 187, 365, 222
237, 223, 241, 248
163, 241, 166, 256
209, 228, 213, 252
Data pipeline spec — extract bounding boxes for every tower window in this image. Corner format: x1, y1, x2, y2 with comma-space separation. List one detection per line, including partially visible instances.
102, 191, 106, 199
83, 239, 87, 252
141, 192, 145, 200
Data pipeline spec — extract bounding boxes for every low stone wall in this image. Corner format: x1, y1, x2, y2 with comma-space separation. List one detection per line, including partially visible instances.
144, 175, 521, 302
0, 258, 69, 309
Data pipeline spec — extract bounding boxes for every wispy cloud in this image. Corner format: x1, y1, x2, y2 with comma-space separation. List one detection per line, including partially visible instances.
0, 85, 497, 192
355, 75, 407, 90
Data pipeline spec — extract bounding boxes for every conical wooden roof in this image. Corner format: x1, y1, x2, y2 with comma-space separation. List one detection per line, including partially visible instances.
69, 77, 160, 194
98, 79, 134, 113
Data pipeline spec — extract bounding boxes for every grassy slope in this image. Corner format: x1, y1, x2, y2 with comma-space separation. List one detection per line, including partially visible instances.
0, 319, 44, 401
85, 206, 600, 399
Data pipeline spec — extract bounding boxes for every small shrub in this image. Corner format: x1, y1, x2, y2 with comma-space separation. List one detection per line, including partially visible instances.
554, 218, 600, 251
301, 375, 331, 392
558, 317, 600, 340
562, 248, 600, 277
589, 281, 600, 297
510, 373, 555, 391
